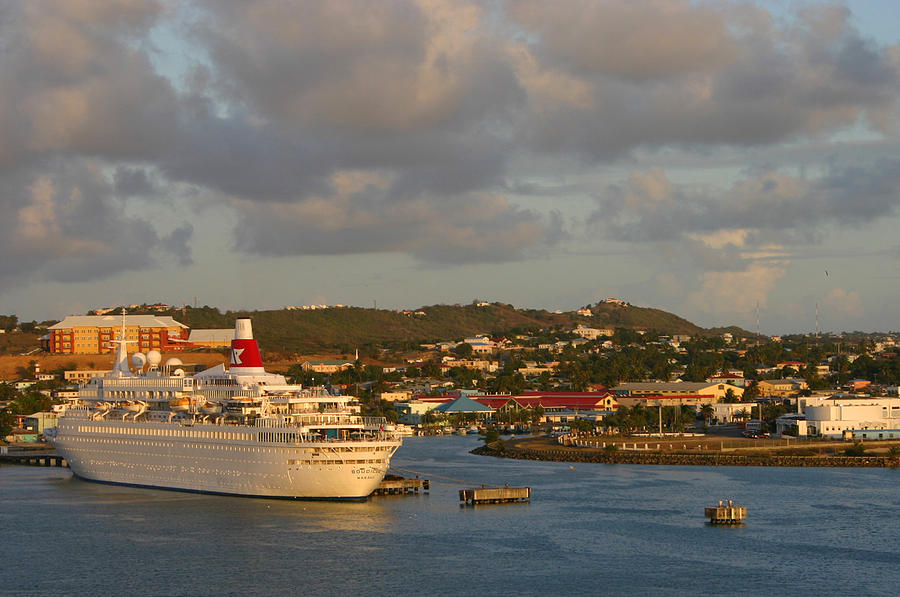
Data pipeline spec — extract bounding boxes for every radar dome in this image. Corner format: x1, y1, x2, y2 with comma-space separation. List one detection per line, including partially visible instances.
146, 350, 162, 366
172, 368, 185, 377
131, 353, 147, 370
164, 357, 183, 368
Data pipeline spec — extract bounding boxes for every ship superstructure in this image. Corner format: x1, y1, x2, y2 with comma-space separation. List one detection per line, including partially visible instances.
47, 315, 401, 499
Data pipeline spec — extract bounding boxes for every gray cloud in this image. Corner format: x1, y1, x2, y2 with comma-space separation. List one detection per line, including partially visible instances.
0, 1, 181, 287
231, 183, 565, 264
0, 158, 162, 286
114, 166, 158, 197
2, 0, 899, 294
509, 1, 900, 159
164, 224, 194, 266
591, 160, 900, 254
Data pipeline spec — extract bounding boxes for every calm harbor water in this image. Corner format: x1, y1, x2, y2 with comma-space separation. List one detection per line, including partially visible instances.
1, 435, 899, 596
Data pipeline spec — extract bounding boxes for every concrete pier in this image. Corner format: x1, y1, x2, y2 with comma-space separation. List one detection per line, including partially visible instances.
459, 486, 531, 505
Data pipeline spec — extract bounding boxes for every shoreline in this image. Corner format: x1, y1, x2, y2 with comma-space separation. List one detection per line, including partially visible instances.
473, 436, 900, 468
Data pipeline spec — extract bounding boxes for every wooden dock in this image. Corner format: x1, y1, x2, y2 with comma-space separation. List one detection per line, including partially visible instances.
459, 486, 531, 505
705, 500, 747, 525
0, 452, 68, 468
371, 475, 430, 496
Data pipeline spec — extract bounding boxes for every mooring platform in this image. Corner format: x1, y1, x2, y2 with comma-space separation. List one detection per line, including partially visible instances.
371, 475, 430, 496
459, 486, 531, 505
705, 499, 747, 525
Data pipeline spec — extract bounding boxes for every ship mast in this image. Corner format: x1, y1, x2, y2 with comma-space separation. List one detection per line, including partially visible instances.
111, 308, 135, 377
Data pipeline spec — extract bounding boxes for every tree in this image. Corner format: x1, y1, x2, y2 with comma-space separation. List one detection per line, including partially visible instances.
529, 405, 545, 425
9, 392, 52, 415
420, 360, 442, 378
568, 419, 593, 433
700, 404, 715, 426
0, 314, 17, 332
741, 381, 759, 403
844, 441, 866, 457
0, 408, 13, 437
454, 342, 473, 358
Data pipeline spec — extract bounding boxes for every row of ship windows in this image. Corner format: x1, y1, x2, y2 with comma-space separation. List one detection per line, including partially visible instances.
67, 437, 387, 460
258, 432, 298, 443
71, 428, 396, 448
76, 426, 254, 441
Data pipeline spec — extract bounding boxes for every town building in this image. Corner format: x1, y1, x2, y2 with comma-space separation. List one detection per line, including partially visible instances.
757, 378, 808, 398
187, 328, 235, 349
707, 402, 759, 424
612, 382, 744, 402
300, 360, 356, 374
706, 372, 746, 388
378, 391, 412, 402
47, 315, 188, 354
462, 336, 494, 354
572, 325, 613, 341
440, 358, 499, 373
776, 395, 900, 439
616, 393, 717, 409
64, 370, 112, 384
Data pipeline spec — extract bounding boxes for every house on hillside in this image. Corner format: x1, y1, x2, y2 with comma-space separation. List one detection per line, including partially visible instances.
300, 360, 355, 374
612, 381, 743, 402
757, 378, 808, 398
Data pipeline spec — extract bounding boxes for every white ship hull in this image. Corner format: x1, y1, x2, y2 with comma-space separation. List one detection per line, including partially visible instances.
52, 418, 400, 500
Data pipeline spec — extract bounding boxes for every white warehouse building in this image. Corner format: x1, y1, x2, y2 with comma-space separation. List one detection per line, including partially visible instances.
776, 395, 900, 439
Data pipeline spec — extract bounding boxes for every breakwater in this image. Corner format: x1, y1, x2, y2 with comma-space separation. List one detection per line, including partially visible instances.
473, 443, 898, 468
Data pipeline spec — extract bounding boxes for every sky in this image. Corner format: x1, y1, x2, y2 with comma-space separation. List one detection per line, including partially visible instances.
1, 0, 899, 334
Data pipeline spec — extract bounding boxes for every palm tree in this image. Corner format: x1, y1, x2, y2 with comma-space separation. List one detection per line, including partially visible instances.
700, 404, 715, 427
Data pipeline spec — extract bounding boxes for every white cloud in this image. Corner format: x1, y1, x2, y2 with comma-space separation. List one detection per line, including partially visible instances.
822, 288, 864, 319
686, 261, 789, 318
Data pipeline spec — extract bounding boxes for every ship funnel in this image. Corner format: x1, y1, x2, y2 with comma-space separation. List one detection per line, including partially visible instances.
229, 318, 265, 374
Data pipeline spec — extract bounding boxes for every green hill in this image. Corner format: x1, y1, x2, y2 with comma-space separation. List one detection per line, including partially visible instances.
124, 300, 734, 354
587, 302, 702, 335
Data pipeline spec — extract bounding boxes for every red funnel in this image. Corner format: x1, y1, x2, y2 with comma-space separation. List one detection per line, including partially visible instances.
229, 318, 265, 373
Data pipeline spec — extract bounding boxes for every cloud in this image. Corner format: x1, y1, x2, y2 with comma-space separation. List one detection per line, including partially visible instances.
0, 0, 178, 165
164, 224, 194, 266
114, 167, 159, 197
822, 287, 864, 319
1, 0, 899, 299
592, 162, 900, 249
508, 0, 900, 158
0, 158, 164, 286
686, 261, 789, 319
229, 169, 564, 263
509, 0, 737, 80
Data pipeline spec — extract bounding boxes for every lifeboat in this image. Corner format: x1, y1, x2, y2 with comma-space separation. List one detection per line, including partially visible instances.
200, 402, 223, 415
169, 397, 190, 412
121, 401, 143, 412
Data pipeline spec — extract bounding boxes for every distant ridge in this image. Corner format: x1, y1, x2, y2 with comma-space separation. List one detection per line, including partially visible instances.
117, 301, 751, 353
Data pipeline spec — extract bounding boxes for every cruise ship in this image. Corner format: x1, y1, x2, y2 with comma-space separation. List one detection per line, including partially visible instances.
47, 316, 401, 500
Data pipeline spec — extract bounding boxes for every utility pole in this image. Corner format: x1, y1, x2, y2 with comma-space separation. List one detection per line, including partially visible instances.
756, 301, 761, 365
815, 301, 819, 340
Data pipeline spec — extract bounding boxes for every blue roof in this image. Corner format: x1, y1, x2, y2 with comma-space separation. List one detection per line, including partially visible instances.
433, 395, 494, 413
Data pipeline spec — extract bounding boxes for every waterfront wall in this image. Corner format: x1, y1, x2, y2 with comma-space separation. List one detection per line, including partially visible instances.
473, 443, 898, 468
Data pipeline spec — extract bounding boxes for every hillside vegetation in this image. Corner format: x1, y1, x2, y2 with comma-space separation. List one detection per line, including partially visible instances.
147, 301, 717, 353
0, 301, 745, 358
